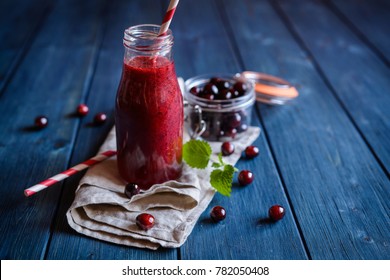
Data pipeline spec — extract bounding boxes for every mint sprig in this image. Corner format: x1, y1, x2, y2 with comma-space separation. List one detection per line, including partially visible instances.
183, 140, 238, 196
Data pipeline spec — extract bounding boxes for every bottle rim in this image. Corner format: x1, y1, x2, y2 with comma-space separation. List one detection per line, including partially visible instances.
123, 24, 173, 51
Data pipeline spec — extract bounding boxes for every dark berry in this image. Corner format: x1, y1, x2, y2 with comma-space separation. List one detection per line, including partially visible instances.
203, 83, 219, 95
237, 123, 248, 132
232, 89, 241, 98
225, 112, 242, 128
34, 115, 48, 128
94, 113, 107, 124
216, 80, 230, 90
76, 104, 89, 116
238, 170, 254, 186
269, 205, 285, 221
221, 141, 235, 156
210, 77, 222, 84
210, 206, 226, 222
224, 127, 237, 139
219, 89, 232, 100
233, 81, 248, 95
200, 93, 215, 100
245, 145, 259, 159
124, 183, 140, 199
190, 86, 200, 96
136, 213, 155, 230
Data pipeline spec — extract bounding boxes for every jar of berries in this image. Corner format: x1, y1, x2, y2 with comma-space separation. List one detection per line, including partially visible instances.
184, 73, 255, 141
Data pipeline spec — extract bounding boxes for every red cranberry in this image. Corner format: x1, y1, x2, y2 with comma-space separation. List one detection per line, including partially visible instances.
238, 170, 254, 186
234, 81, 248, 95
210, 77, 222, 84
221, 141, 235, 156
136, 213, 155, 230
226, 112, 242, 128
190, 86, 200, 96
237, 123, 248, 132
124, 183, 140, 199
76, 104, 89, 116
216, 80, 230, 90
225, 127, 237, 139
219, 89, 232, 100
201, 93, 215, 100
203, 83, 219, 96
245, 145, 259, 159
210, 206, 226, 222
34, 115, 48, 128
94, 113, 106, 124
269, 205, 285, 221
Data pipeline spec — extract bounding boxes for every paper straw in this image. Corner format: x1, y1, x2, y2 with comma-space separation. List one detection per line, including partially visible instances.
158, 0, 179, 36
24, 150, 116, 197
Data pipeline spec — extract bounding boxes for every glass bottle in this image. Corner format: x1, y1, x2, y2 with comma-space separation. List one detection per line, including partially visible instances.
115, 24, 183, 190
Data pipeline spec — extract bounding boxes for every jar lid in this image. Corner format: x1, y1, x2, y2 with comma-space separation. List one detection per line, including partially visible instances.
240, 71, 299, 105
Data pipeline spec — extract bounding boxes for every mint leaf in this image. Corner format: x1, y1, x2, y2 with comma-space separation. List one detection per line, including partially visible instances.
183, 139, 212, 169
210, 164, 235, 196
212, 162, 223, 168
218, 152, 224, 166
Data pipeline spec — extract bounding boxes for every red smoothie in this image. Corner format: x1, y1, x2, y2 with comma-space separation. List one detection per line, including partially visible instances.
115, 56, 183, 189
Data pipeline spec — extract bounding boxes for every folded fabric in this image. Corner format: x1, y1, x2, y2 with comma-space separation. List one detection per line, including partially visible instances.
66, 126, 260, 250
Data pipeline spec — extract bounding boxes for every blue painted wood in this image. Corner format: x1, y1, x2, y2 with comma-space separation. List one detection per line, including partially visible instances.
326, 0, 390, 65
0, 0, 53, 95
0, 0, 108, 259
276, 0, 390, 175
222, 0, 390, 259
0, 0, 389, 261
173, 0, 307, 260
45, 0, 177, 260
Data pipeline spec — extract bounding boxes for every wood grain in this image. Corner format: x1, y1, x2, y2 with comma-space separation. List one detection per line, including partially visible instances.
0, 0, 108, 259
222, 0, 390, 259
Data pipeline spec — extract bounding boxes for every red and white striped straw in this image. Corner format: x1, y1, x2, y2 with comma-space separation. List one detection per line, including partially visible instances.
158, 0, 180, 36
24, 150, 116, 197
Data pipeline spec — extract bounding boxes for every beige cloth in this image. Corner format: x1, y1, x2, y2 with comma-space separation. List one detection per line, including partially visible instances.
66, 126, 260, 249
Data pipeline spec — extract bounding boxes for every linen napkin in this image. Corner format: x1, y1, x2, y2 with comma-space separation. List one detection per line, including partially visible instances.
66, 126, 260, 250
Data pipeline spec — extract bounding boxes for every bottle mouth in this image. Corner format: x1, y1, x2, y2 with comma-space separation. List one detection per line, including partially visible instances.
123, 24, 173, 51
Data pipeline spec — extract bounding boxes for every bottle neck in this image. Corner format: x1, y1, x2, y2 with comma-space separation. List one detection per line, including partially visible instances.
123, 24, 174, 62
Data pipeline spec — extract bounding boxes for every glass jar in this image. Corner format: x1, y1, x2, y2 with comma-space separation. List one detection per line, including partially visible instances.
115, 24, 183, 190
184, 73, 255, 141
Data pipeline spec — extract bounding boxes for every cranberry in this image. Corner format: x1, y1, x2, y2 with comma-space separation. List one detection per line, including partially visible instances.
245, 145, 259, 159
34, 115, 48, 128
225, 112, 241, 128
124, 183, 140, 199
76, 104, 89, 116
221, 141, 235, 156
94, 113, 106, 124
224, 127, 237, 139
136, 213, 155, 230
203, 83, 219, 95
219, 89, 232, 100
190, 86, 200, 96
237, 123, 248, 132
210, 77, 222, 84
238, 170, 254, 186
210, 206, 226, 222
233, 81, 248, 95
201, 93, 215, 100
216, 80, 230, 90
269, 205, 285, 221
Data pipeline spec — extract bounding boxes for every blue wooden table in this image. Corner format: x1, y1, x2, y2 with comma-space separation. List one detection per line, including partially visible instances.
0, 0, 389, 260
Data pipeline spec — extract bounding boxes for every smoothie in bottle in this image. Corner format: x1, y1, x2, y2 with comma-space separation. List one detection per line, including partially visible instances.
115, 24, 183, 189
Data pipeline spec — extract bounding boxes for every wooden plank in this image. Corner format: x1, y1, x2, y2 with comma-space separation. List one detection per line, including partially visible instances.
223, 0, 390, 259
325, 0, 390, 65
173, 0, 308, 259
0, 0, 107, 259
45, 0, 177, 259
0, 0, 53, 95
276, 0, 390, 175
